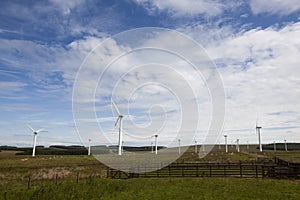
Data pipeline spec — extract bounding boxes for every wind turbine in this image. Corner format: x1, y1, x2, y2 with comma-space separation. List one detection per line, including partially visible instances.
88, 139, 91, 156
224, 135, 228, 153
154, 134, 158, 155
27, 125, 46, 157
236, 138, 240, 152
284, 139, 288, 151
112, 101, 124, 156
256, 120, 262, 152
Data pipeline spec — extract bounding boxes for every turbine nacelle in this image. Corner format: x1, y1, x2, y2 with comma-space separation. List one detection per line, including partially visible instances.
27, 125, 45, 135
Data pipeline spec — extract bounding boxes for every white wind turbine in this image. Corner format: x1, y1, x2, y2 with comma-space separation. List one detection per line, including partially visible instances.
256, 120, 262, 152
27, 125, 46, 157
112, 101, 124, 156
88, 139, 91, 156
224, 135, 228, 153
154, 134, 158, 155
236, 138, 240, 152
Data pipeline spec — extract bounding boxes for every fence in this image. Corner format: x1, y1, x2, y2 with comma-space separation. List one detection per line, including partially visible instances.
270, 157, 300, 178
108, 162, 277, 179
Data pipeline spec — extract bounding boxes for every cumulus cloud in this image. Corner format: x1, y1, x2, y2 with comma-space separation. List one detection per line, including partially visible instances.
205, 22, 300, 141
72, 28, 226, 147
249, 0, 300, 15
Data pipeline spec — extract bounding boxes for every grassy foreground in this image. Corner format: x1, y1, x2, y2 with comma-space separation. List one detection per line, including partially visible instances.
2, 178, 300, 200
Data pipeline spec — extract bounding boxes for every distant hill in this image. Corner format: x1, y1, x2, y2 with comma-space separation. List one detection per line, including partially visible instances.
0, 145, 165, 155
262, 143, 300, 151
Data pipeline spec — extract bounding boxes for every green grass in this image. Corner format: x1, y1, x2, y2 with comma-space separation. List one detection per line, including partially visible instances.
1, 178, 300, 200
0, 153, 99, 168
1, 149, 300, 199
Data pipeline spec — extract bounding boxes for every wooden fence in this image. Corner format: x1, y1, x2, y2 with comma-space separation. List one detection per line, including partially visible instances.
108, 162, 277, 179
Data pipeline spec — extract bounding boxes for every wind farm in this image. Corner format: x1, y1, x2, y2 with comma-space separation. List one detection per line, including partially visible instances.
1, 0, 300, 199
1, 101, 300, 199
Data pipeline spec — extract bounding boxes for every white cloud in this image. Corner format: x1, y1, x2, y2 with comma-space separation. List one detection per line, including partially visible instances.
204, 22, 300, 141
72, 29, 223, 147
133, 0, 238, 17
249, 0, 300, 15
0, 81, 27, 98
49, 0, 85, 15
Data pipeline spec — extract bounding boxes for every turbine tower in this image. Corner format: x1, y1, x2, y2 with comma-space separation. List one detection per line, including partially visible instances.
151, 141, 154, 153
88, 139, 91, 156
112, 101, 124, 156
194, 140, 197, 153
154, 134, 158, 155
224, 135, 228, 153
256, 121, 262, 152
236, 138, 240, 152
27, 125, 46, 157
284, 139, 288, 151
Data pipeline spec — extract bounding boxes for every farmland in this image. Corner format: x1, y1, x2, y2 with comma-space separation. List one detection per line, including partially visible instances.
2, 178, 300, 200
1, 146, 300, 199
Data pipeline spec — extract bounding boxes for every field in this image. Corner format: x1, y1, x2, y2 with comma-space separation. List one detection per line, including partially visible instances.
1, 146, 300, 199
2, 178, 300, 199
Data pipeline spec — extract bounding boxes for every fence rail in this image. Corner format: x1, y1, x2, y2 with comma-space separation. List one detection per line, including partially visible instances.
108, 162, 277, 179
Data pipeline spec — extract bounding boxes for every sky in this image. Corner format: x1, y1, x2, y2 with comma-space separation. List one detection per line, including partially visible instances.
0, 0, 300, 148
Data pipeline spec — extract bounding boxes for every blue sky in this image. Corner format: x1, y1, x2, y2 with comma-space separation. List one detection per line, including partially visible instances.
0, 0, 300, 148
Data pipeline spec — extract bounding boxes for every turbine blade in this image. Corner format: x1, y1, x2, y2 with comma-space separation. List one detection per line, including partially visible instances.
112, 101, 121, 116
36, 129, 47, 133
27, 125, 35, 132
114, 117, 120, 127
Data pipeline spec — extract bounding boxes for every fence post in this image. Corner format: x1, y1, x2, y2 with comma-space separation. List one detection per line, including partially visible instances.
76, 172, 79, 183
209, 165, 212, 177
4, 191, 7, 200
182, 165, 184, 177
196, 163, 199, 177
27, 176, 31, 190
55, 174, 58, 185
240, 161, 242, 178
255, 165, 258, 178
168, 165, 171, 177
224, 165, 226, 177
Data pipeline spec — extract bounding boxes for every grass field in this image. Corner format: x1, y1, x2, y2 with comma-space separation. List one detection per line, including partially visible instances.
1, 148, 300, 199
2, 178, 300, 200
